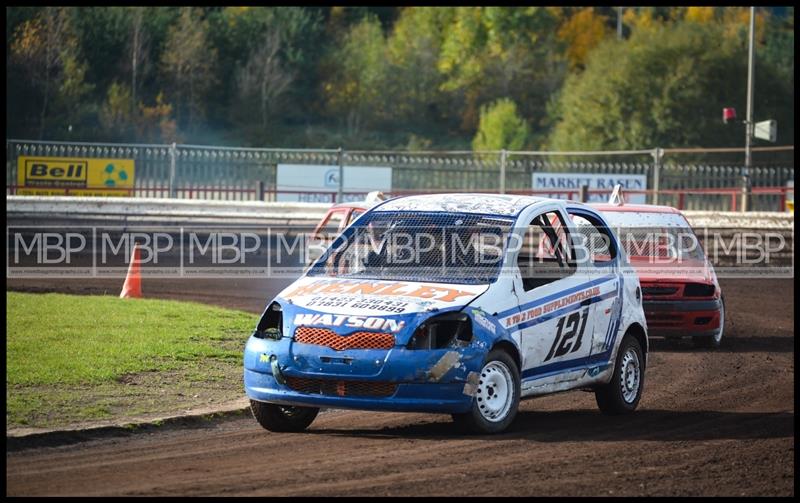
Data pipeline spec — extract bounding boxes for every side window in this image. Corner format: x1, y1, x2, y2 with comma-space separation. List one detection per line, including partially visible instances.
568, 212, 617, 265
517, 210, 576, 292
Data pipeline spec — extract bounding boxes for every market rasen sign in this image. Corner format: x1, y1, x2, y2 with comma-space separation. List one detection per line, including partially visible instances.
532, 173, 647, 203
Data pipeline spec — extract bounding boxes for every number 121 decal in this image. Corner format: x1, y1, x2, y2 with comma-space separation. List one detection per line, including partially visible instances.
544, 308, 589, 362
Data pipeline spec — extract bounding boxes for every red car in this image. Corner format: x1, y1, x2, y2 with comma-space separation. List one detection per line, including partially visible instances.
592, 200, 724, 348
312, 202, 369, 238
307, 202, 370, 265
308, 192, 387, 265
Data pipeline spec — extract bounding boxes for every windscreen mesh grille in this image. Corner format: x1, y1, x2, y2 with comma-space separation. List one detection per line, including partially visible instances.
307, 211, 513, 284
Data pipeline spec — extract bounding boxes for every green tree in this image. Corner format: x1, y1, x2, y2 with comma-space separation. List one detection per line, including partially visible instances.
761, 7, 794, 87
128, 7, 150, 117
99, 82, 133, 140
556, 7, 610, 70
472, 98, 530, 151
236, 31, 293, 130
213, 7, 323, 137
322, 14, 389, 135
324, 7, 400, 36
9, 7, 93, 139
547, 21, 793, 150
136, 92, 178, 143
160, 7, 217, 132
437, 7, 564, 134
385, 7, 452, 126
71, 7, 128, 104
7, 6, 790, 149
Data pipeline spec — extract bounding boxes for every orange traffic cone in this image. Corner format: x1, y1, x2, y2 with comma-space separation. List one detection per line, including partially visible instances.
120, 243, 142, 298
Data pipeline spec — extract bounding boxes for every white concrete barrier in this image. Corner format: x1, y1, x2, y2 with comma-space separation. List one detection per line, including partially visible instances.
6, 196, 331, 225
681, 211, 794, 230
5, 195, 794, 229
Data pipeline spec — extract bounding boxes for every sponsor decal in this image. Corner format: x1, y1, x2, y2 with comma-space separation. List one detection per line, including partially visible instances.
303, 295, 411, 314
471, 309, 497, 335
259, 354, 270, 363
503, 285, 601, 328
293, 313, 406, 333
285, 279, 477, 303
17, 156, 135, 197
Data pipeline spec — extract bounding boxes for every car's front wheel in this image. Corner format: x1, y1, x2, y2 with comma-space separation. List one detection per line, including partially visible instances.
595, 334, 645, 414
250, 400, 319, 432
452, 349, 520, 434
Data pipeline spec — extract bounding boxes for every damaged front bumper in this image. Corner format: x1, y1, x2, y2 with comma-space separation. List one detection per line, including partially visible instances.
243, 334, 485, 414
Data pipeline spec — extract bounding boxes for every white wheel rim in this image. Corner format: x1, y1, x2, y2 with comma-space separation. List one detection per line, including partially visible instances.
714, 301, 724, 343
476, 361, 514, 422
620, 348, 641, 404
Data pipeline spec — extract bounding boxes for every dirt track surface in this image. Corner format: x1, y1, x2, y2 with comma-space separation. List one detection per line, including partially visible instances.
6, 278, 795, 496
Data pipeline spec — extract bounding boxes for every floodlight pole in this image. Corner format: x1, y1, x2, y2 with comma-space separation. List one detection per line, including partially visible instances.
742, 6, 755, 212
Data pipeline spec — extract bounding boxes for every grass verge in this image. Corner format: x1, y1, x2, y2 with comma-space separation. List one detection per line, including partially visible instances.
7, 292, 255, 430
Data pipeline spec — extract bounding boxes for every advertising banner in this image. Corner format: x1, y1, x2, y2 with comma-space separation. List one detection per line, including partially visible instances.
277, 164, 392, 202
16, 156, 135, 196
532, 172, 647, 203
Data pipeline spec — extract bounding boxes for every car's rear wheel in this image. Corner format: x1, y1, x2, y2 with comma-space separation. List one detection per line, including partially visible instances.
595, 334, 645, 415
452, 349, 520, 434
693, 296, 725, 348
250, 400, 319, 432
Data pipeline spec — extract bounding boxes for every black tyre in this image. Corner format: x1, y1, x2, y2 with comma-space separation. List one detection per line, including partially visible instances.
595, 334, 645, 415
693, 296, 725, 349
452, 349, 520, 434
250, 400, 319, 432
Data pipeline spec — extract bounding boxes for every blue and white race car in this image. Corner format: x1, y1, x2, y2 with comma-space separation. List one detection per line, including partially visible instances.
244, 194, 648, 434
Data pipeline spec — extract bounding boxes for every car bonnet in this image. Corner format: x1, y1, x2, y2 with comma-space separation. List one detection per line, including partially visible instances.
277, 276, 490, 317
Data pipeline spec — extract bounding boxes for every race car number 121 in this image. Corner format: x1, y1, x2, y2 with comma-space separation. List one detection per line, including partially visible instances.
544, 308, 589, 362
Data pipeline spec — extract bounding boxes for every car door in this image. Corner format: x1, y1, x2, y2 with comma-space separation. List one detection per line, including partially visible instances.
510, 207, 596, 391
566, 208, 622, 358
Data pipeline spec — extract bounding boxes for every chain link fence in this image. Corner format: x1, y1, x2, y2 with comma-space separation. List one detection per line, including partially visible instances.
6, 139, 794, 211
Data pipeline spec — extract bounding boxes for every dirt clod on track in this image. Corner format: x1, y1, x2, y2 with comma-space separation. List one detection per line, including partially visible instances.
5, 278, 794, 496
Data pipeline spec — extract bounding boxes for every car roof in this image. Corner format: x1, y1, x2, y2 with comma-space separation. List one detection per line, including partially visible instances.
590, 203, 684, 215
374, 193, 554, 216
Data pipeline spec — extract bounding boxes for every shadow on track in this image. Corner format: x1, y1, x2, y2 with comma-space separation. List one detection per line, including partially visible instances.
648, 336, 794, 353
306, 409, 794, 442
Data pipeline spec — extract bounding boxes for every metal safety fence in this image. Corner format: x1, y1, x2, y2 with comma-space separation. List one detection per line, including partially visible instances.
6, 139, 794, 211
